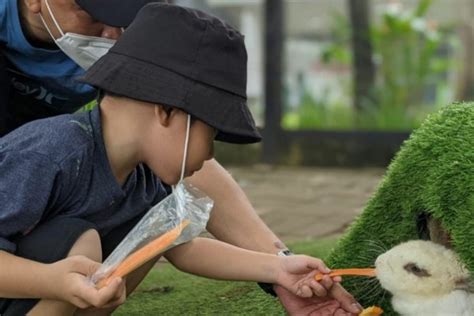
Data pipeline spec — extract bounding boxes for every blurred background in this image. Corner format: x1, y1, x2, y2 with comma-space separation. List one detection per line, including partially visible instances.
174, 0, 474, 166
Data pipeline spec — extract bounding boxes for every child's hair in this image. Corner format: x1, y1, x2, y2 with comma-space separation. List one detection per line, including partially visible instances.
97, 89, 174, 117
97, 89, 107, 104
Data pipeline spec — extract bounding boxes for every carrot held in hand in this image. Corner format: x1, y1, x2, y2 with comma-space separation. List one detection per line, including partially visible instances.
314, 268, 376, 281
96, 219, 190, 288
359, 306, 383, 316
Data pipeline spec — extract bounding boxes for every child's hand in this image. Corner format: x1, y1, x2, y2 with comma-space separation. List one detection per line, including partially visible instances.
275, 255, 339, 298
48, 255, 126, 309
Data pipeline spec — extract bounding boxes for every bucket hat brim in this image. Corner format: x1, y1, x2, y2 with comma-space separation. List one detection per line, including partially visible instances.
80, 53, 262, 144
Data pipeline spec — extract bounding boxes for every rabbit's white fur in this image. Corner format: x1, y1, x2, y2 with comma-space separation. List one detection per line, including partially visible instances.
375, 240, 474, 316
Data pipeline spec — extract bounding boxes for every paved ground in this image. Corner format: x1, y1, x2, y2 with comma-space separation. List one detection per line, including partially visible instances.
226, 165, 385, 241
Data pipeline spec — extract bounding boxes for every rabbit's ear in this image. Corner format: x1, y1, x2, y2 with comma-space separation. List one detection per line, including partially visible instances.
417, 212, 453, 248
416, 212, 431, 240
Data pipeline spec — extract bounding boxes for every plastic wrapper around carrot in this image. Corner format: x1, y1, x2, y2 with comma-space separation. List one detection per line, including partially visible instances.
90, 181, 214, 288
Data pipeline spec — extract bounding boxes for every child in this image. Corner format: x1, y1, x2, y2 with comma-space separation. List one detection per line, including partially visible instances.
0, 3, 338, 315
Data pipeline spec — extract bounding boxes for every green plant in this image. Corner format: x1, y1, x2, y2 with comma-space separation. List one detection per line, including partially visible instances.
282, 91, 436, 131
370, 0, 453, 110
282, 91, 354, 130
287, 0, 458, 131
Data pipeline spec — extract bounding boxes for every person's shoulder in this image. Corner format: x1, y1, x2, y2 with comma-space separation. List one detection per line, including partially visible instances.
1, 112, 96, 165
0, 0, 11, 43
0, 0, 6, 24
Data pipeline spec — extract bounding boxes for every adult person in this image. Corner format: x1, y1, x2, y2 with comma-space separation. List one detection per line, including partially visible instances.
0, 1, 362, 314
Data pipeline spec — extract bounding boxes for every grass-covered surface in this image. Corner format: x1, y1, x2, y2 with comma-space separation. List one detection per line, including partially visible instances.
327, 102, 474, 314
115, 239, 338, 315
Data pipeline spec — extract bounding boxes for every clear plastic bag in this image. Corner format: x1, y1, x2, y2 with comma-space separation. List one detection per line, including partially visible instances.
90, 181, 213, 287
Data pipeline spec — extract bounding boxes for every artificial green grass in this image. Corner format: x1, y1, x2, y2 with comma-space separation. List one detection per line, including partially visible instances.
115, 239, 337, 315
327, 101, 474, 314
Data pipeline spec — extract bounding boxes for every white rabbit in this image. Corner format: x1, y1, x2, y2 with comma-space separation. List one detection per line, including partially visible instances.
375, 240, 474, 316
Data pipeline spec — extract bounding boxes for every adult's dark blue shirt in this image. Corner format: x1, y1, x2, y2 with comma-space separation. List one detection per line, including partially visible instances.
0, 0, 97, 135
0, 107, 169, 253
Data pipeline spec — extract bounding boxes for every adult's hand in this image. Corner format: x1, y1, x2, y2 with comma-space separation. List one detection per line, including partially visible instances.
275, 283, 362, 316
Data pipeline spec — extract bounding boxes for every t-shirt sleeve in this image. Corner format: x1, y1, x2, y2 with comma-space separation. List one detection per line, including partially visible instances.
0, 150, 60, 253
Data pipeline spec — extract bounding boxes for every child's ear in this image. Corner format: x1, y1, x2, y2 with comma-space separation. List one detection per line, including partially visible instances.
24, 0, 41, 14
154, 105, 175, 127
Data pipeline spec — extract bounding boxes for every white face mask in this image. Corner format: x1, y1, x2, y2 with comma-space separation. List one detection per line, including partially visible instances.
39, 0, 116, 70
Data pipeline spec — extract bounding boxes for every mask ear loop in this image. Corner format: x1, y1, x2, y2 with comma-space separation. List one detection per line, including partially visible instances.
179, 114, 191, 182
38, 14, 57, 41
154, 106, 190, 180
40, 0, 65, 38
169, 113, 190, 192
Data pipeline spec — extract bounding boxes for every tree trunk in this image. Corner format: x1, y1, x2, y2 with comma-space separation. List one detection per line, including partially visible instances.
456, 23, 474, 101
348, 0, 376, 112
263, 0, 284, 164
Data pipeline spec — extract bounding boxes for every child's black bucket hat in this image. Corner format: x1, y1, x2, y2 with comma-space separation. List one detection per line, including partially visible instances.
80, 3, 262, 144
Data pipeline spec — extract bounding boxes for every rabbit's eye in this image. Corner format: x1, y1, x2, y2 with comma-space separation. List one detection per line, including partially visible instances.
404, 263, 431, 277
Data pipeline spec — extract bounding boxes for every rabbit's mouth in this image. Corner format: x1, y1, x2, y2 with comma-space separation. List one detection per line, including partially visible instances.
416, 212, 452, 248
454, 277, 474, 293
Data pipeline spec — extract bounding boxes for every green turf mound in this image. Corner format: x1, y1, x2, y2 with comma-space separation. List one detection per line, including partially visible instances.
326, 102, 474, 313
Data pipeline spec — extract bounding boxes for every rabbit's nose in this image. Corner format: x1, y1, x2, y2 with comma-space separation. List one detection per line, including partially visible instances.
375, 256, 383, 264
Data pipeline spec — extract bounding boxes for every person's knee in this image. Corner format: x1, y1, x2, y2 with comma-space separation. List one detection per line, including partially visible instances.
28, 230, 103, 316
124, 255, 161, 295
68, 229, 102, 263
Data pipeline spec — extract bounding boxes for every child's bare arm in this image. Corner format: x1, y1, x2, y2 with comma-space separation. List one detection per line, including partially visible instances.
0, 250, 125, 309
0, 250, 53, 298
165, 237, 334, 297
165, 237, 281, 282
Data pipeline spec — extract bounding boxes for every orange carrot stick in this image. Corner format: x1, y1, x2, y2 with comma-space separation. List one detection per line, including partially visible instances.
314, 268, 376, 281
359, 306, 383, 316
96, 220, 190, 288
